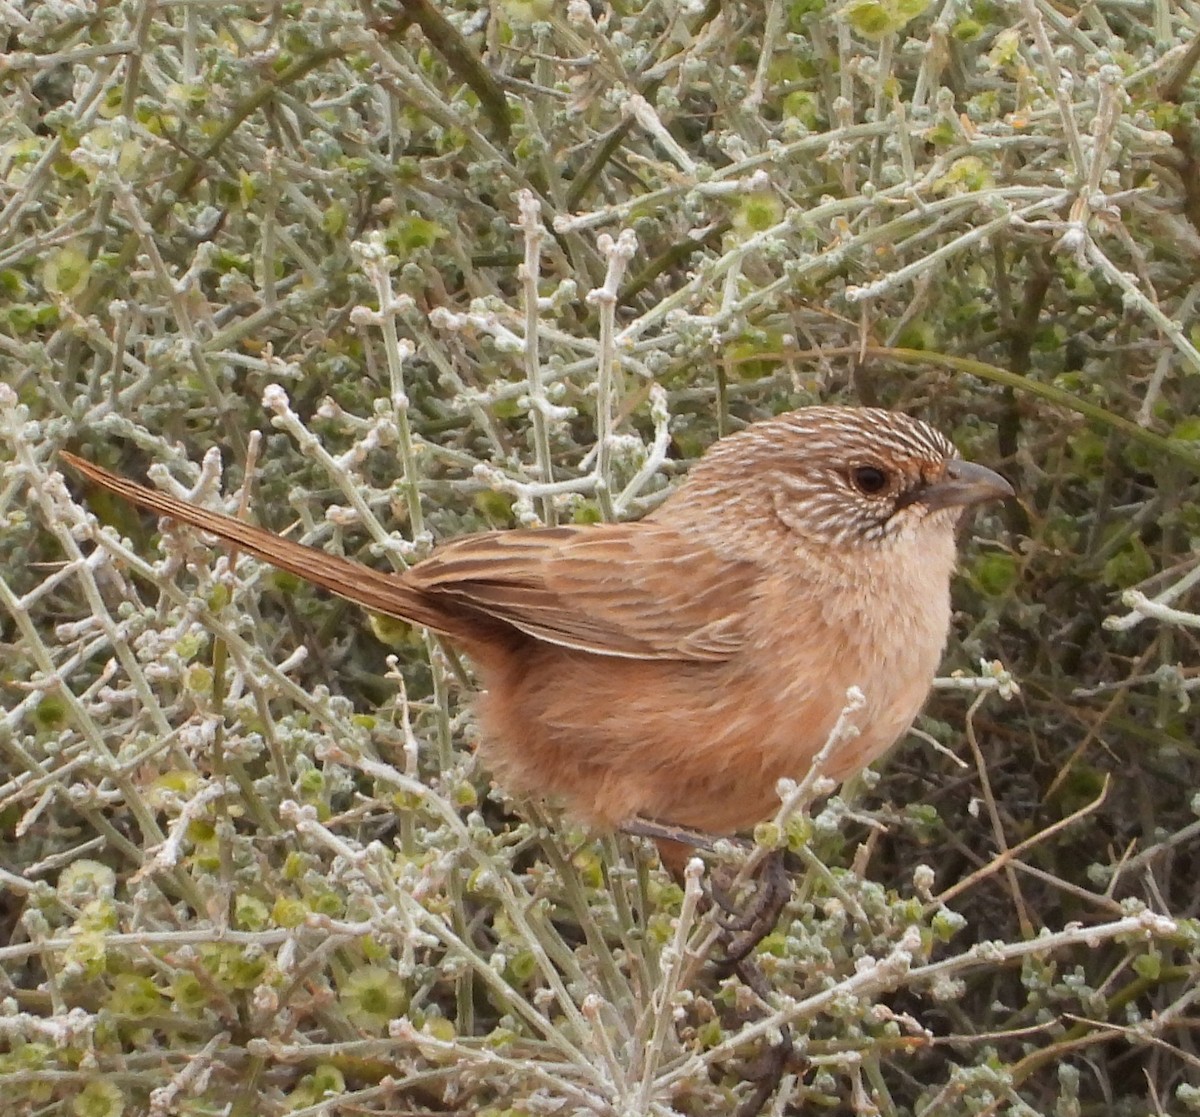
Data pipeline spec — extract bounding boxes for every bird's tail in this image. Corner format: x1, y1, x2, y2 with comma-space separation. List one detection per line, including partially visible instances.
60, 451, 458, 637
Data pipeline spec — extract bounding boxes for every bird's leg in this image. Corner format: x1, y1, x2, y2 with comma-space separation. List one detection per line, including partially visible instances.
710, 848, 795, 964
622, 818, 794, 965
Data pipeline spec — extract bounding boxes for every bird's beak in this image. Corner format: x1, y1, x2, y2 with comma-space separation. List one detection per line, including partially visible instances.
922, 459, 1014, 511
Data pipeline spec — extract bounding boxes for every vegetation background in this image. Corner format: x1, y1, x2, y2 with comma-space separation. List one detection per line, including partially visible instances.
2, 1, 1199, 1114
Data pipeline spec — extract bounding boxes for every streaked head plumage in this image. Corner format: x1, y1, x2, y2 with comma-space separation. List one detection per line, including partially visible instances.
676, 406, 1008, 549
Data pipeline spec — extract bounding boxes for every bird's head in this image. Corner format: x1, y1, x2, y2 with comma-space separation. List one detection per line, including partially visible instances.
670, 406, 1013, 550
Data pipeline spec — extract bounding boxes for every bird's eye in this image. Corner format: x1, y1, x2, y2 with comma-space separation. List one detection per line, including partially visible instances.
850, 465, 890, 495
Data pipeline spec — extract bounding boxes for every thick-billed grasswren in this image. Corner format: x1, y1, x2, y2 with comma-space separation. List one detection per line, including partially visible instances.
63, 406, 1012, 839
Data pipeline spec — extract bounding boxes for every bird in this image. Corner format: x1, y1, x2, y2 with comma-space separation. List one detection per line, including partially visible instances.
61, 406, 1012, 849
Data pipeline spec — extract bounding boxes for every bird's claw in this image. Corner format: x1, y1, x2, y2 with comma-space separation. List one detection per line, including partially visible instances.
622, 817, 794, 964
712, 847, 794, 967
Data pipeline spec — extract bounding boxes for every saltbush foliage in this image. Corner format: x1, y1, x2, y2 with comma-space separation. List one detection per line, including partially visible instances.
2, 2, 1198, 1115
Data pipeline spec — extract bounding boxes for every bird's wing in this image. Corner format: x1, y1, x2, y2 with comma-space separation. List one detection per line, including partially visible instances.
408, 523, 757, 661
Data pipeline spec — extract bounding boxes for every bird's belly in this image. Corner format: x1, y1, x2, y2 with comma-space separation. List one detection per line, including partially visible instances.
475, 627, 943, 835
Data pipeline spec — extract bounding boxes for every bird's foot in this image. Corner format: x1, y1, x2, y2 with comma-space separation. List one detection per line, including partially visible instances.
621, 818, 793, 965
711, 847, 794, 968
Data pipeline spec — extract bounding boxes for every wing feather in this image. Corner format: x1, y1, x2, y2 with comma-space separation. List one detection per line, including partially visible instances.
409, 523, 757, 661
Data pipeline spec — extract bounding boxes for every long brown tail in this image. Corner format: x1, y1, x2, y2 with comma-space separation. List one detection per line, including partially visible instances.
60, 451, 458, 636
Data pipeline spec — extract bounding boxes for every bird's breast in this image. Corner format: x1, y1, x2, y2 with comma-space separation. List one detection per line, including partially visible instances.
743, 534, 956, 782
473, 532, 958, 836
